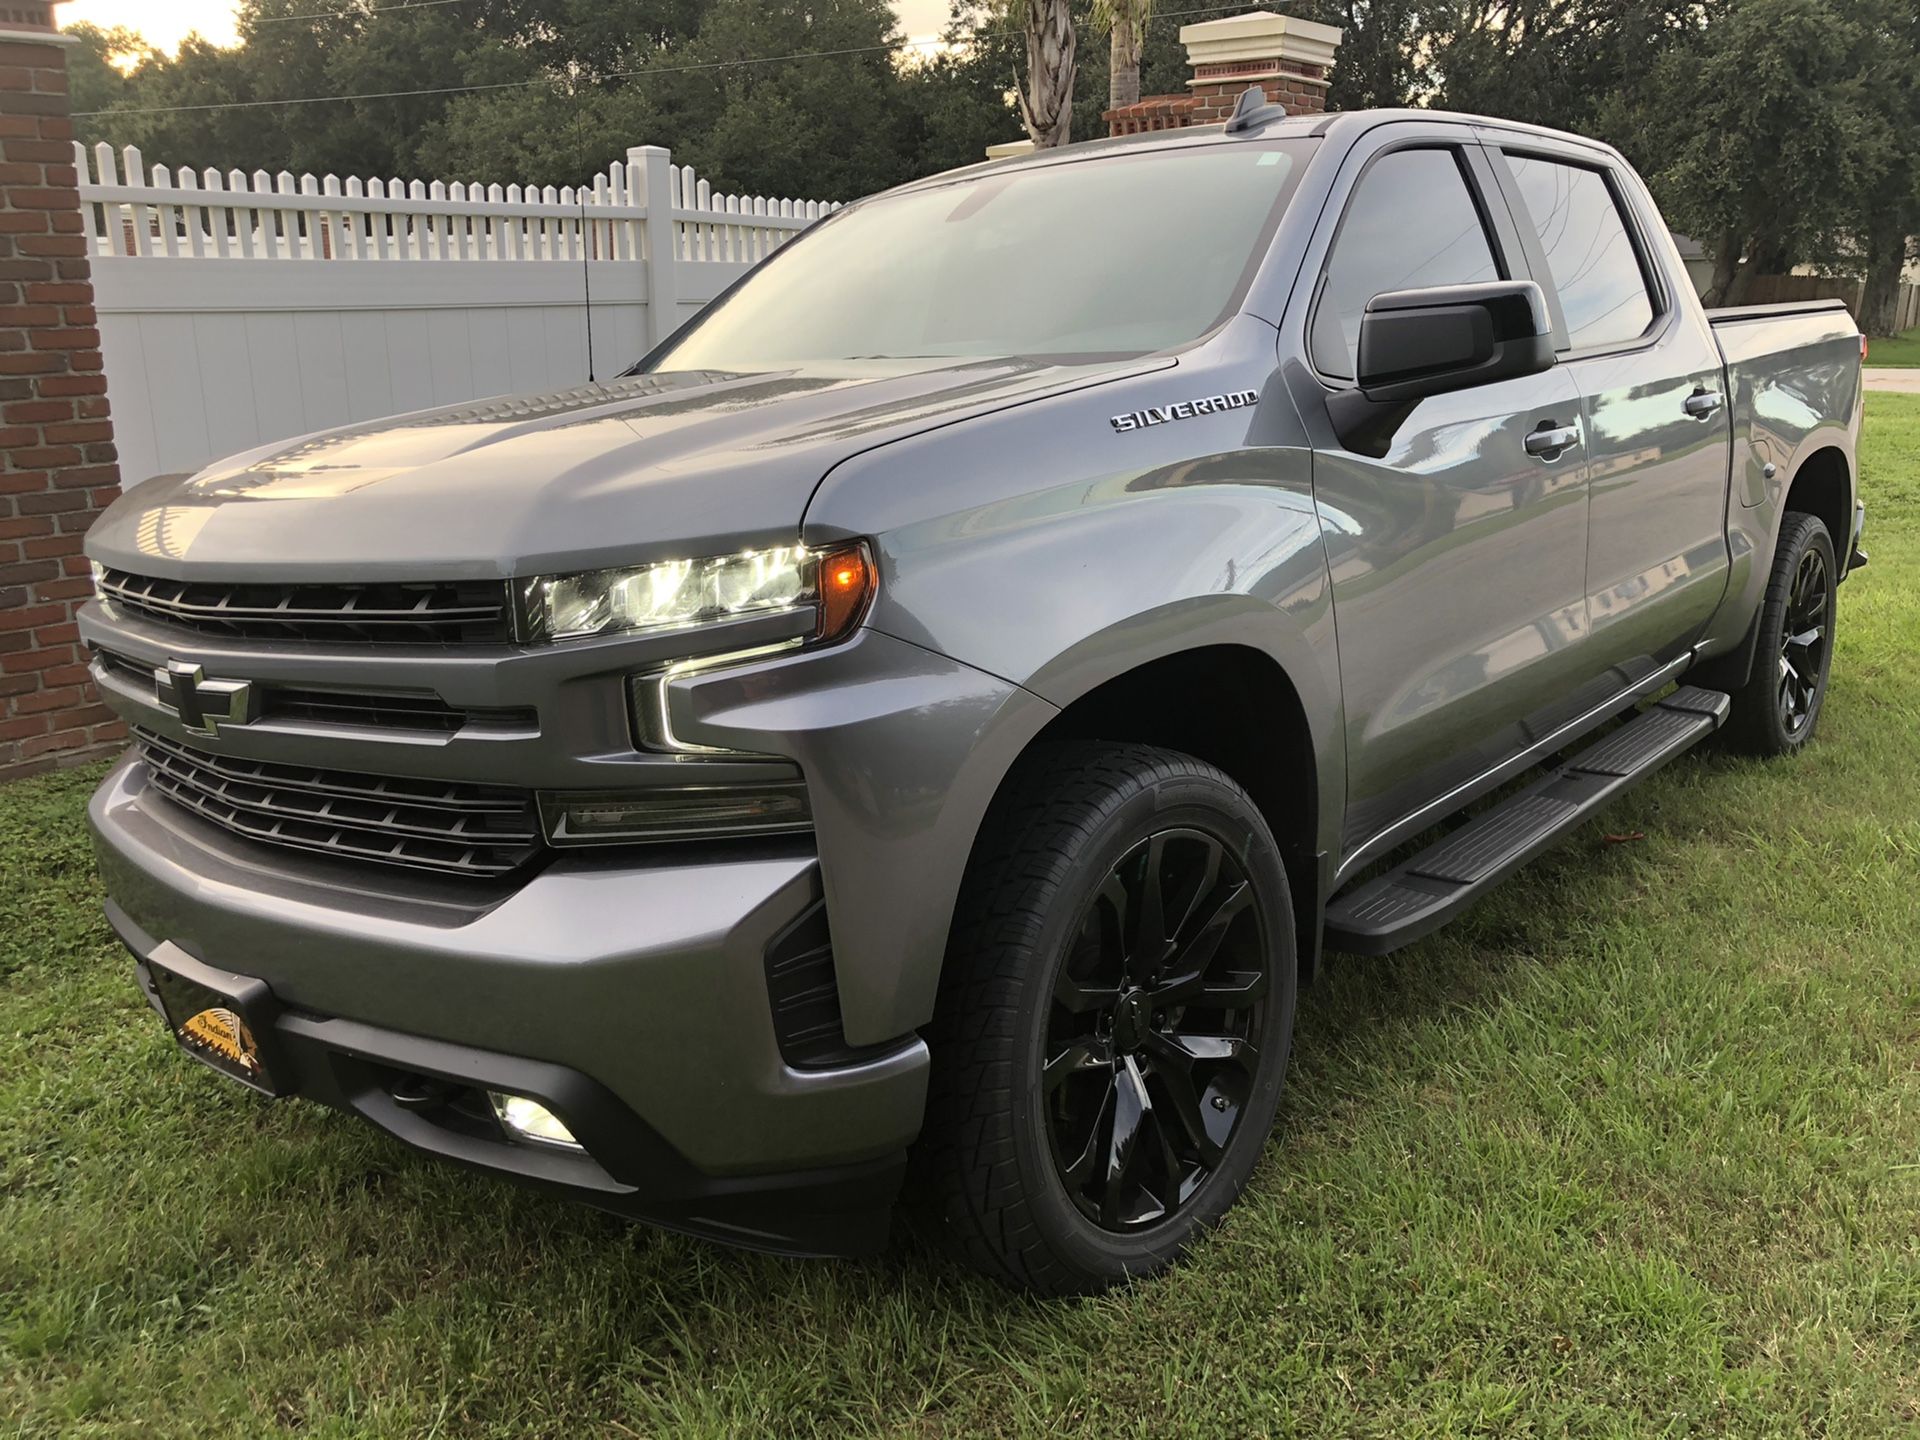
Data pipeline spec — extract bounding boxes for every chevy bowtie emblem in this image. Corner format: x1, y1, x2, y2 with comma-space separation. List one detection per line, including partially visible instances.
154, 660, 257, 737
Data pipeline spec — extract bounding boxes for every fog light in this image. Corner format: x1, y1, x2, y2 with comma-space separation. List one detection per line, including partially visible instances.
488, 1091, 583, 1150
541, 782, 812, 845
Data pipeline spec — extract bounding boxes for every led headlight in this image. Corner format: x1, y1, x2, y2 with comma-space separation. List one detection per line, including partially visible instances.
528, 543, 873, 644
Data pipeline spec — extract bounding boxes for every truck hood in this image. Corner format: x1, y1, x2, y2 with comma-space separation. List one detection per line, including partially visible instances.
88, 358, 1164, 582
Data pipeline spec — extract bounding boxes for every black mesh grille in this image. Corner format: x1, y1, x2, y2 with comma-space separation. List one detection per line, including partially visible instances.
136, 727, 542, 878
100, 568, 513, 645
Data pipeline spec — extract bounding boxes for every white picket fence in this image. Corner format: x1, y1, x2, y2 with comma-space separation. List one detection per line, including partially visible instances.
79, 144, 841, 486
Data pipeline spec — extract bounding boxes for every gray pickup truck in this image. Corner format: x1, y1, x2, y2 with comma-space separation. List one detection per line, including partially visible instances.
82, 99, 1865, 1295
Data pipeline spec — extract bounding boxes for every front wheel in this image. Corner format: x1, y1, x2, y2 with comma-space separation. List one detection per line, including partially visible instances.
1724, 512, 1837, 756
913, 742, 1297, 1295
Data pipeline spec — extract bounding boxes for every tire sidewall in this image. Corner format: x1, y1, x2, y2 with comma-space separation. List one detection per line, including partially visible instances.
1004, 767, 1297, 1283
1761, 517, 1837, 751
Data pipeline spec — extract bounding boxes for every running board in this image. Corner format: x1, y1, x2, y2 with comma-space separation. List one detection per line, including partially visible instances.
1325, 687, 1730, 956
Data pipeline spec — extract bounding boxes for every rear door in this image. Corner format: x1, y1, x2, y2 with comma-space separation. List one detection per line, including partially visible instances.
1484, 139, 1733, 678
1291, 127, 1600, 860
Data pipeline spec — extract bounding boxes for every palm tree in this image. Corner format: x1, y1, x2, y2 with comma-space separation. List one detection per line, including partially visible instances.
1011, 0, 1077, 148
1094, 0, 1153, 111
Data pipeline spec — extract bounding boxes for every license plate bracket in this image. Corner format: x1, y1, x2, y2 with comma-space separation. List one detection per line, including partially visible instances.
143, 944, 288, 1097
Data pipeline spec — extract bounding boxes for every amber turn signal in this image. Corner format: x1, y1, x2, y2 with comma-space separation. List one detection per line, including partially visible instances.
816, 542, 876, 642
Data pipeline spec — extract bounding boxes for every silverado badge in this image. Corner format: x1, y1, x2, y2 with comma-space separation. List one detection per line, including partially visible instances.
1111, 389, 1260, 434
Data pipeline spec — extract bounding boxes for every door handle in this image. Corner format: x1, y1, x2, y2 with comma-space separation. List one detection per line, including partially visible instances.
1683, 388, 1725, 419
1524, 423, 1581, 459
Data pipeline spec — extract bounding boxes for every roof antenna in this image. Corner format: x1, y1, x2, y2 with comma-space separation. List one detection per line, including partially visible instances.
1224, 84, 1287, 134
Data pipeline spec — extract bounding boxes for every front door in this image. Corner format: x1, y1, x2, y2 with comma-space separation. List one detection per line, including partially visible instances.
1299, 139, 1598, 858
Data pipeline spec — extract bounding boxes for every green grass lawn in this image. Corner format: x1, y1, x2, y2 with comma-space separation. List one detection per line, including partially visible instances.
5, 398, 1920, 1439
1870, 328, 1920, 366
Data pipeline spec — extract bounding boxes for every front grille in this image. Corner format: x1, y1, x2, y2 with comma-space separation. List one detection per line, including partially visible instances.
100, 568, 514, 645
267, 686, 533, 733
136, 727, 543, 877
95, 651, 534, 735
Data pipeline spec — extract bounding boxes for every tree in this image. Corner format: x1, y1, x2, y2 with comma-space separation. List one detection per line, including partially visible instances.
1845, 0, 1919, 336
63, 23, 154, 126
1092, 0, 1152, 112
1615, 0, 1885, 305
1011, 0, 1076, 148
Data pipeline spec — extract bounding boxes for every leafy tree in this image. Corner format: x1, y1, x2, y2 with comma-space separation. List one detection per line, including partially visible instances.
1611, 0, 1884, 304
64, 24, 153, 128
415, 0, 916, 197
1843, 0, 1919, 336
900, 3, 1023, 172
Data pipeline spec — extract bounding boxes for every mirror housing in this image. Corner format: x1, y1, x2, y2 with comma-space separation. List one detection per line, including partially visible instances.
1355, 280, 1555, 403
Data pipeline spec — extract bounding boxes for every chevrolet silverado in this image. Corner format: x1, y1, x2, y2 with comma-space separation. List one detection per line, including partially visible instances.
83, 95, 1867, 1294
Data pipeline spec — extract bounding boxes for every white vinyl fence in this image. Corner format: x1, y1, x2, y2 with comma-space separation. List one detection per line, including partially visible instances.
79, 144, 841, 486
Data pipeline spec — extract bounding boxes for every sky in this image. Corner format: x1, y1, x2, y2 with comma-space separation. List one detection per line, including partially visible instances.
59, 0, 957, 52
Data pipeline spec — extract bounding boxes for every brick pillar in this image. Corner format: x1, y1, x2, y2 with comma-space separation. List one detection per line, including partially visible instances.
0, 0, 124, 781
1106, 10, 1344, 137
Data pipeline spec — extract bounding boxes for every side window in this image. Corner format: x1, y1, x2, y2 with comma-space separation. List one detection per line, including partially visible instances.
1504, 154, 1655, 351
1311, 148, 1502, 381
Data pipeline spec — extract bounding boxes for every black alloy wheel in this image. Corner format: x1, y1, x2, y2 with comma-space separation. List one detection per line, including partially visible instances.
1044, 828, 1269, 1232
1725, 511, 1837, 757
915, 741, 1297, 1296
1777, 543, 1830, 739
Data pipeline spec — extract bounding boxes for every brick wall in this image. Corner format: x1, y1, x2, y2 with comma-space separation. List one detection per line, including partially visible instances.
1105, 10, 1339, 137
1107, 59, 1331, 137
0, 10, 125, 781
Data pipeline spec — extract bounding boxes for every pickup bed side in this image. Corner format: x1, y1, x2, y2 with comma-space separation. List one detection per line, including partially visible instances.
1693, 299, 1866, 688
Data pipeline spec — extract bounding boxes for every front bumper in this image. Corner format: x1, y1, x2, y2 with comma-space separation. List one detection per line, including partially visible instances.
91, 755, 930, 1255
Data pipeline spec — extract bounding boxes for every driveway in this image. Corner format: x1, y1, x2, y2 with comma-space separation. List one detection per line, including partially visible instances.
1864, 367, 1919, 393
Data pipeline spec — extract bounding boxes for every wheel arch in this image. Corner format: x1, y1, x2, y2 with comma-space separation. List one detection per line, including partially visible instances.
1694, 441, 1856, 695
1781, 445, 1853, 557
969, 641, 1334, 986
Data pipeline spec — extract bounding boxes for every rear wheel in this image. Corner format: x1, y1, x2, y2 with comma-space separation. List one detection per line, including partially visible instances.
1724, 512, 1836, 756
914, 742, 1297, 1295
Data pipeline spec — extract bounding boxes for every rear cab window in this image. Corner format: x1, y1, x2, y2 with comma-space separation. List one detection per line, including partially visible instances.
1501, 153, 1657, 352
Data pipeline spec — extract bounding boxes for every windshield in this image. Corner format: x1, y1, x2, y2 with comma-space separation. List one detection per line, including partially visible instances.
648, 141, 1314, 371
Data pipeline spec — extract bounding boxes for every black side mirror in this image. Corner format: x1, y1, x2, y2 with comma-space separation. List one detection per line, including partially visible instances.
1356, 280, 1555, 403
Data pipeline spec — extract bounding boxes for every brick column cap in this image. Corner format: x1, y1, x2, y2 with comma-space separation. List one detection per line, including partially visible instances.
1179, 10, 1343, 82
1, 0, 77, 46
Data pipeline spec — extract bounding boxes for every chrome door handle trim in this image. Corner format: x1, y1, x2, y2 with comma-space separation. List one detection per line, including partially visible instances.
1683, 389, 1725, 419
1524, 424, 1581, 459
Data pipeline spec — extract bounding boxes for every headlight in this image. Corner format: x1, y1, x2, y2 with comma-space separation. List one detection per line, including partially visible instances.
527, 543, 874, 644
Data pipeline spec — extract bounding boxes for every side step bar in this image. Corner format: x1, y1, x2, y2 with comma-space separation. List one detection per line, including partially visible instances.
1325, 687, 1730, 956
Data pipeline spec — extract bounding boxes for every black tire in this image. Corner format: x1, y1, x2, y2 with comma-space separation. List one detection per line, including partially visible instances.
912, 741, 1297, 1296
1723, 512, 1837, 757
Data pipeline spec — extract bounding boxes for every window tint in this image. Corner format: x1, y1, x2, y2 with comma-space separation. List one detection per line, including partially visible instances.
1311, 148, 1501, 380
1505, 154, 1654, 351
